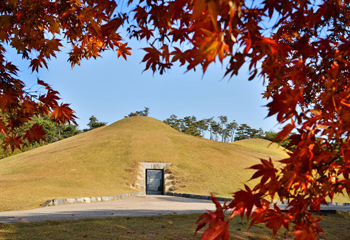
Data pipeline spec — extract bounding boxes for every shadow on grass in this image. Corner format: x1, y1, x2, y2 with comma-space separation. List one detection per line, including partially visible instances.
0, 209, 210, 223
1, 212, 350, 239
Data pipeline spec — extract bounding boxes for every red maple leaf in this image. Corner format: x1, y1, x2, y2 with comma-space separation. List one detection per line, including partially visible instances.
248, 158, 277, 185
3, 135, 23, 151
195, 194, 230, 240
264, 205, 293, 236
0, 119, 7, 134
24, 124, 46, 143
228, 185, 264, 219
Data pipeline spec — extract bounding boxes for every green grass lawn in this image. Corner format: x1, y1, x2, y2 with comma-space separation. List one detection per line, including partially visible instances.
0, 116, 348, 212
0, 117, 292, 212
1, 212, 350, 239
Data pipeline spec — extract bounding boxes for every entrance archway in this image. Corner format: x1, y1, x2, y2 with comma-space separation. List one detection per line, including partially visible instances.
137, 162, 172, 195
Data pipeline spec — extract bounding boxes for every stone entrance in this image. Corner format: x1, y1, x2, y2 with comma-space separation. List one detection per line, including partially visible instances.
137, 162, 172, 195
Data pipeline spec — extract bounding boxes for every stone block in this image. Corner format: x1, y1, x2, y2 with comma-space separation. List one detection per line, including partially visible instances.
97, 197, 102, 202
164, 173, 171, 179
164, 180, 172, 185
75, 197, 84, 203
90, 197, 97, 203
101, 196, 109, 202
109, 195, 117, 201
53, 199, 65, 206
84, 197, 91, 203
65, 198, 76, 204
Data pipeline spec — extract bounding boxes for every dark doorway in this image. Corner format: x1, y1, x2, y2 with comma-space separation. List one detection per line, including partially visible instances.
146, 169, 164, 195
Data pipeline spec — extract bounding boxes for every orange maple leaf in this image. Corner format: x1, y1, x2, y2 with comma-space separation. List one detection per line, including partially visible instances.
50, 103, 77, 124
117, 43, 132, 60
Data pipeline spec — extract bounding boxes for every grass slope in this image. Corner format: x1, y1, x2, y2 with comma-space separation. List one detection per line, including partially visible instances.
0, 117, 290, 211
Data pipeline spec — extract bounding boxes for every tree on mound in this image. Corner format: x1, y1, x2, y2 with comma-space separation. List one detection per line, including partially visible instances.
2, 0, 350, 239
124, 107, 150, 118
83, 116, 107, 132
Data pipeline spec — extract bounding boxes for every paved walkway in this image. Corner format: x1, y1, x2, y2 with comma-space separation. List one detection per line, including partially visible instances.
1, 195, 350, 223
0, 195, 217, 223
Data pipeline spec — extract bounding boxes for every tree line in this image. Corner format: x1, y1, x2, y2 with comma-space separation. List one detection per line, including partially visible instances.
124, 107, 290, 147
163, 114, 285, 144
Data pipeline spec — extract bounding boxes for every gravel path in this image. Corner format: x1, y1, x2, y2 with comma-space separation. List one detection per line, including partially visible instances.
0, 195, 217, 223
1, 195, 350, 224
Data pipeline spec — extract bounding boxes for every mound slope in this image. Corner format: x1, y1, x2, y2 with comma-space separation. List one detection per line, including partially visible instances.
0, 117, 288, 211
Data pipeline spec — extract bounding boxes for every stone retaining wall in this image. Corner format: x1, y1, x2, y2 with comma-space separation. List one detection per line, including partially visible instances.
41, 190, 350, 207
41, 191, 146, 207
166, 192, 232, 202
166, 192, 350, 206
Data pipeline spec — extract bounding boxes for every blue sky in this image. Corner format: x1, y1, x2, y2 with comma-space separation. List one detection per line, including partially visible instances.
8, 37, 280, 133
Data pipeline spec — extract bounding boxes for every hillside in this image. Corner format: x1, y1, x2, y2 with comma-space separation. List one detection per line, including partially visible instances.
0, 117, 289, 211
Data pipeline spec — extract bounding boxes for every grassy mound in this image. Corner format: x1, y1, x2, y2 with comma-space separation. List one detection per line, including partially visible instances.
0, 117, 290, 211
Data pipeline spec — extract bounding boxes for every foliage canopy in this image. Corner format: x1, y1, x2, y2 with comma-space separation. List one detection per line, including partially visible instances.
0, 0, 130, 151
